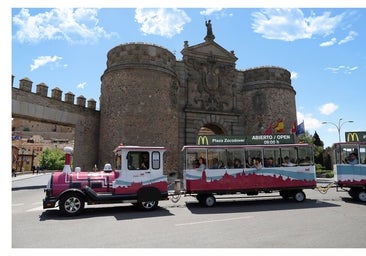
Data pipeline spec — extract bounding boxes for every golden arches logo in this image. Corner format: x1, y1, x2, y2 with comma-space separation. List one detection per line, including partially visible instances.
197, 136, 209, 145
346, 132, 359, 142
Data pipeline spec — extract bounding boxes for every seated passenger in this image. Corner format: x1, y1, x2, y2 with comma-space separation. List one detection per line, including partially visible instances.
264, 157, 275, 167
192, 159, 199, 168
198, 157, 206, 171
227, 159, 234, 169
234, 158, 243, 168
252, 158, 262, 169
282, 156, 296, 167
211, 158, 219, 169
347, 152, 359, 165
140, 154, 149, 169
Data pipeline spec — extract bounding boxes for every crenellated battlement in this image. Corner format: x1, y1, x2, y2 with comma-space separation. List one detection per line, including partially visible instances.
105, 42, 176, 75
242, 66, 291, 85
12, 75, 97, 110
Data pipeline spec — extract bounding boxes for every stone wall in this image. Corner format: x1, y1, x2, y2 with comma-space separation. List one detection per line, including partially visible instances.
12, 78, 100, 170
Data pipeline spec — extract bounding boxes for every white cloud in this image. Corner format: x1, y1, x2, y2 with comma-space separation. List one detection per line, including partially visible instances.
200, 9, 223, 16
30, 55, 62, 71
325, 65, 358, 74
318, 102, 338, 115
297, 111, 323, 130
135, 8, 191, 38
319, 30, 358, 47
77, 82, 87, 89
320, 37, 336, 47
338, 30, 358, 44
251, 9, 344, 42
290, 71, 298, 79
13, 8, 114, 44
199, 8, 232, 19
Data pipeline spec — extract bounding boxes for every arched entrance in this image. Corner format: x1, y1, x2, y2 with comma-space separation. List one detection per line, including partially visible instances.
198, 124, 224, 136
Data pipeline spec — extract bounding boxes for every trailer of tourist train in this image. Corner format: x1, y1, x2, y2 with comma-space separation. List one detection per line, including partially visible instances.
181, 142, 317, 207
331, 141, 366, 202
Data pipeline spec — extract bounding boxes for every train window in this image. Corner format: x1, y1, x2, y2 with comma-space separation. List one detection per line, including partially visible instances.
227, 149, 244, 168
152, 151, 160, 169
245, 149, 262, 168
280, 147, 298, 166
263, 148, 281, 167
127, 151, 149, 170
207, 148, 226, 169
297, 147, 314, 166
115, 150, 122, 170
360, 146, 366, 164
186, 148, 207, 169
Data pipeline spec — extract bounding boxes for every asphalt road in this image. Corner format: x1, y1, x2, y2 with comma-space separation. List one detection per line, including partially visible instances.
10, 173, 366, 252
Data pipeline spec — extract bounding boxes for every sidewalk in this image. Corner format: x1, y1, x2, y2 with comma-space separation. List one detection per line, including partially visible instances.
12, 171, 47, 181
12, 171, 51, 190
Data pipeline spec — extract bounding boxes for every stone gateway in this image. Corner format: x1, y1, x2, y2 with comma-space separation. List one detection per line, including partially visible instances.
99, 22, 296, 175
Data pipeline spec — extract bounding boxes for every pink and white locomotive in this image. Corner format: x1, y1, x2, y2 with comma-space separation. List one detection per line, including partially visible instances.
43, 145, 169, 216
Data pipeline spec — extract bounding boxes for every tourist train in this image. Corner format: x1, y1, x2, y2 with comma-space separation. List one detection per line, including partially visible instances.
43, 135, 366, 216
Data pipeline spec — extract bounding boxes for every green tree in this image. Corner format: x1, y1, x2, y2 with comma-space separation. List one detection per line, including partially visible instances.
313, 131, 324, 165
297, 131, 325, 166
297, 131, 313, 144
39, 148, 65, 170
313, 131, 324, 147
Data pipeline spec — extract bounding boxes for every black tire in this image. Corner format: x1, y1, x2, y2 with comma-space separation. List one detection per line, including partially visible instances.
348, 188, 359, 200
202, 194, 216, 207
196, 194, 204, 205
358, 190, 366, 202
59, 192, 85, 216
137, 201, 158, 211
293, 190, 306, 202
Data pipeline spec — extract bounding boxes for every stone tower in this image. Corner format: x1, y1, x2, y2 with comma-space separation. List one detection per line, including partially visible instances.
99, 43, 180, 173
240, 67, 296, 134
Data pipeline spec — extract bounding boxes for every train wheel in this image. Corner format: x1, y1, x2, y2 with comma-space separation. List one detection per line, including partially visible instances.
293, 190, 306, 202
358, 190, 366, 202
59, 192, 85, 216
348, 188, 359, 200
137, 201, 158, 211
196, 194, 204, 204
203, 194, 216, 207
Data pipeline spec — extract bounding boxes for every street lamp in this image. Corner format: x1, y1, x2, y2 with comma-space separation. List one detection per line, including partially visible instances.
322, 118, 354, 142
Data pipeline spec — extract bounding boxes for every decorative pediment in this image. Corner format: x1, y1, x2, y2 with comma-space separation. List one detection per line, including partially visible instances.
181, 40, 238, 64
182, 40, 238, 113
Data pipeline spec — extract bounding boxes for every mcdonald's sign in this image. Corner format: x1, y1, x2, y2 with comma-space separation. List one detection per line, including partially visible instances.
195, 135, 293, 145
197, 136, 209, 145
346, 131, 366, 142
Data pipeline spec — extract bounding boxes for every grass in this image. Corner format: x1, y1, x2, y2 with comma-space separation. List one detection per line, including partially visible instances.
316, 169, 334, 178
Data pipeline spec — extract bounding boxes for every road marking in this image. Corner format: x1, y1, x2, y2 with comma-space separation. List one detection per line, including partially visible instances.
12, 203, 24, 207
175, 216, 253, 226
26, 206, 44, 212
